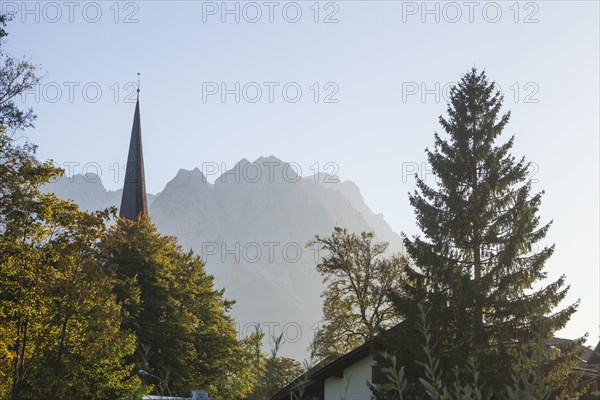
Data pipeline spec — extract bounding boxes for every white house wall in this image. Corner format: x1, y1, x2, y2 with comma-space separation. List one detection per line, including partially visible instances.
323, 353, 375, 400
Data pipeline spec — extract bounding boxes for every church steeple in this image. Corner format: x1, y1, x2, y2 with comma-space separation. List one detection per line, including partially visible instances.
119, 76, 147, 220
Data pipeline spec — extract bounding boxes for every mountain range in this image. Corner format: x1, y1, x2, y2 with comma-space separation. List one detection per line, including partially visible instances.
44, 156, 403, 360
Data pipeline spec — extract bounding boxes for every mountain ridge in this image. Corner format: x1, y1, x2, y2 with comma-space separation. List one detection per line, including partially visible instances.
44, 156, 402, 359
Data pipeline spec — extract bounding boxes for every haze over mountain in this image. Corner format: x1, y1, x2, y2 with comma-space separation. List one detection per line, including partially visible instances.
45, 173, 158, 212
44, 156, 403, 359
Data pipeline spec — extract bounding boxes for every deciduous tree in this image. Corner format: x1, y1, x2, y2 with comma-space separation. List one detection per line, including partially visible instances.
308, 227, 406, 363
100, 217, 252, 397
0, 15, 146, 399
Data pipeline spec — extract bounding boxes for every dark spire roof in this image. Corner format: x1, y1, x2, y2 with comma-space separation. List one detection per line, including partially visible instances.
119, 91, 148, 220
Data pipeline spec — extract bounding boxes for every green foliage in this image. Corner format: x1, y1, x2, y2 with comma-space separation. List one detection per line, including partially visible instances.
0, 14, 40, 132
0, 16, 145, 399
372, 305, 555, 400
374, 354, 407, 400
0, 126, 146, 399
0, 14, 262, 399
262, 357, 304, 395
220, 325, 267, 399
247, 329, 304, 399
387, 68, 585, 399
308, 227, 406, 363
99, 216, 252, 397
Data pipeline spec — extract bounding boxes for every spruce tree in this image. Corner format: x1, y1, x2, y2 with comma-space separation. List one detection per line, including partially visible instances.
388, 68, 584, 398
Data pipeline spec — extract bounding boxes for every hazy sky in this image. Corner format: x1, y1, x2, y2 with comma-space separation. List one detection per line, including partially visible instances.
5, 1, 599, 345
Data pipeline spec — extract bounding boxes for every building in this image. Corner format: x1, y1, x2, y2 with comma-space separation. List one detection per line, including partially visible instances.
271, 331, 389, 400
272, 327, 600, 400
565, 339, 600, 400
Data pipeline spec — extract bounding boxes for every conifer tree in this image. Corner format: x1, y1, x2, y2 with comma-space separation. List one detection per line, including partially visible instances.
387, 68, 584, 398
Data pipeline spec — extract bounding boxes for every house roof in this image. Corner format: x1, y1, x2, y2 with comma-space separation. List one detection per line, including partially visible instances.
271, 324, 401, 400
588, 341, 600, 365
550, 337, 600, 370
272, 329, 600, 400
271, 340, 374, 400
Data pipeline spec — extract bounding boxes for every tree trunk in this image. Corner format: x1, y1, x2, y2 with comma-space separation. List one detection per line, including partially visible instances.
50, 314, 69, 398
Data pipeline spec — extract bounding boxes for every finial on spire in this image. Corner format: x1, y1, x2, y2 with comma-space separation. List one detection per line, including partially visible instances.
120, 76, 147, 221
137, 72, 141, 93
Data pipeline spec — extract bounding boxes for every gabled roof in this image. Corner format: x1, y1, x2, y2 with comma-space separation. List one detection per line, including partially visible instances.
550, 337, 600, 370
588, 341, 600, 366
272, 329, 600, 400
271, 339, 375, 400
271, 324, 401, 400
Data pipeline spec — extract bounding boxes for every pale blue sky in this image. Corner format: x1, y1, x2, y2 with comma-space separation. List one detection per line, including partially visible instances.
5, 1, 599, 345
